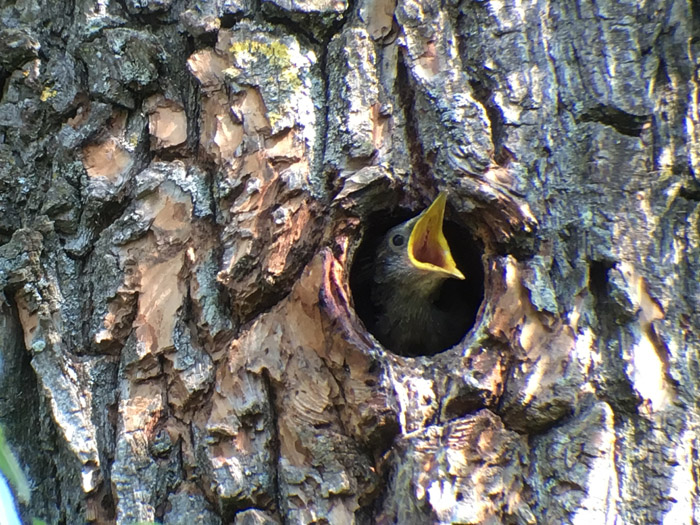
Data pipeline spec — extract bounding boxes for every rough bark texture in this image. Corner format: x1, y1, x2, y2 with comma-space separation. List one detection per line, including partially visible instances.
0, 0, 698, 524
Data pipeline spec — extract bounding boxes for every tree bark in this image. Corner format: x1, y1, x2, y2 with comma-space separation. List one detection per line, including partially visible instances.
0, 0, 697, 524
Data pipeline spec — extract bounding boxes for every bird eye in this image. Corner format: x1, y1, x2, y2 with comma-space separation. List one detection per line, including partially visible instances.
391, 234, 405, 247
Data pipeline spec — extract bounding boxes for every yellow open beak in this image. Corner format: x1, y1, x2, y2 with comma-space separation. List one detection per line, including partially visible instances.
408, 192, 465, 280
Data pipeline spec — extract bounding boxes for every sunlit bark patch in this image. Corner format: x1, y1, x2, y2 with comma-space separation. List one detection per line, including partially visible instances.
144, 94, 187, 149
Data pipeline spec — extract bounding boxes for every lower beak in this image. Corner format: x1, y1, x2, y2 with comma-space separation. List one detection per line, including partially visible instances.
408, 193, 465, 280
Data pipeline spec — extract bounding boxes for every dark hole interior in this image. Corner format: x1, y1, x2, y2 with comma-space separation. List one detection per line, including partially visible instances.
349, 209, 485, 357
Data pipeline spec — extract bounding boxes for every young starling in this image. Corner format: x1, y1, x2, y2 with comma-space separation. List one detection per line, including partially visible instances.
371, 193, 466, 355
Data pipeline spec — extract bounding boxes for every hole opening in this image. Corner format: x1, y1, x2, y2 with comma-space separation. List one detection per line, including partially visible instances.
349, 208, 485, 357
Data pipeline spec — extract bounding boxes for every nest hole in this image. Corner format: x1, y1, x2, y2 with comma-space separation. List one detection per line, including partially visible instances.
349, 209, 485, 357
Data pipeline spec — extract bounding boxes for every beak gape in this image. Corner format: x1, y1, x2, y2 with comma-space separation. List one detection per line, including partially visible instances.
408, 193, 465, 281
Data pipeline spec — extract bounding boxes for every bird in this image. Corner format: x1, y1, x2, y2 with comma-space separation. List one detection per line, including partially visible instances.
371, 192, 466, 356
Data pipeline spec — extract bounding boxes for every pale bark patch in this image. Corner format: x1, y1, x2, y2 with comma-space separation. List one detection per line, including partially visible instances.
81, 110, 133, 180
144, 95, 187, 149
359, 0, 396, 40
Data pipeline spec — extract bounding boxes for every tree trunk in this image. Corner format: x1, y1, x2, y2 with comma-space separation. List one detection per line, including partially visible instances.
0, 0, 697, 523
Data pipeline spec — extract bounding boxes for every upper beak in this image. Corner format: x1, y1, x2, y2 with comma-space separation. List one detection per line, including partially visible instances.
408, 192, 465, 280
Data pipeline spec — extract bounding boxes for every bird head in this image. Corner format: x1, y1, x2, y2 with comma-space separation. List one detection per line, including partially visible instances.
374, 192, 465, 296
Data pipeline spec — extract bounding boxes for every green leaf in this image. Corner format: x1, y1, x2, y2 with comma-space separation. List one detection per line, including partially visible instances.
0, 426, 30, 504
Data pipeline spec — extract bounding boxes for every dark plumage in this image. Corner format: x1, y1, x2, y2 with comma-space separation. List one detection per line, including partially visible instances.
371, 193, 466, 355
